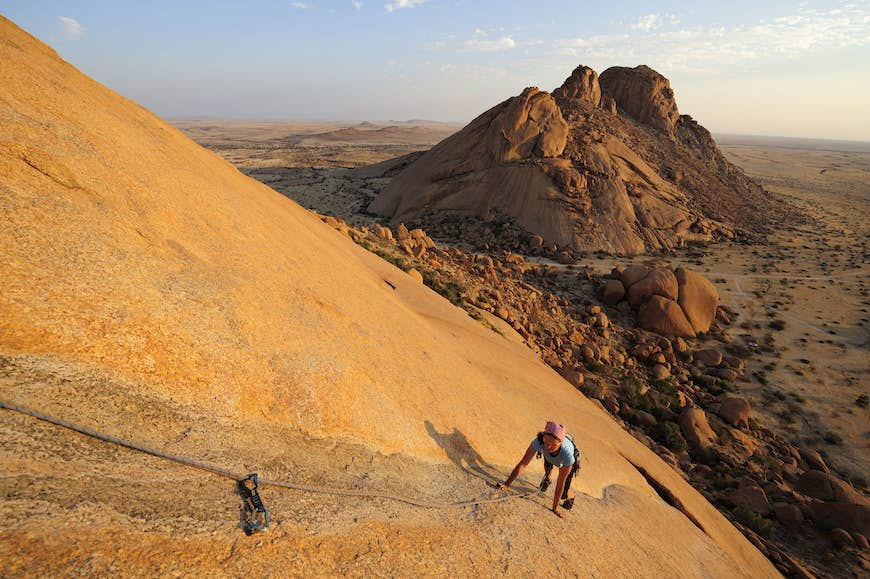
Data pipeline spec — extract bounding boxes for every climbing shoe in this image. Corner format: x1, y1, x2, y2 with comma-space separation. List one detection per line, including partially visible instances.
539, 477, 551, 492
562, 497, 574, 510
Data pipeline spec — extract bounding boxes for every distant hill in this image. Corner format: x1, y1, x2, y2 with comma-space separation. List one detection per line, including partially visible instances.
295, 123, 459, 146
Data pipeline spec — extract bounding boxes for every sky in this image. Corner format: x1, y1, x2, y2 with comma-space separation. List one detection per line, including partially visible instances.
3, 1, 870, 141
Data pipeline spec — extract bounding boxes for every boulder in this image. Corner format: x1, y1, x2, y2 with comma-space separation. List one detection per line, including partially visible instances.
627, 267, 679, 308
603, 279, 626, 305
725, 484, 771, 515
396, 223, 411, 242
675, 268, 719, 333
717, 397, 751, 428
853, 532, 869, 549
559, 366, 585, 389
406, 268, 424, 283
638, 295, 696, 338
774, 503, 804, 530
671, 337, 688, 354
620, 265, 651, 289
694, 349, 723, 367
805, 502, 870, 537
796, 471, 869, 505
632, 409, 658, 429
594, 312, 610, 329
712, 368, 739, 383
798, 447, 830, 474
679, 407, 719, 458
632, 342, 658, 361
830, 528, 856, 549
651, 364, 671, 380
373, 224, 394, 241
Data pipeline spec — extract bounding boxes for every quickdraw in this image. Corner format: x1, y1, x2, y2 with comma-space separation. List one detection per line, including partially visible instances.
238, 473, 270, 535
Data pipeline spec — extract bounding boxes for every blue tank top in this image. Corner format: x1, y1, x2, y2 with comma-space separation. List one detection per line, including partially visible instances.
531, 435, 578, 468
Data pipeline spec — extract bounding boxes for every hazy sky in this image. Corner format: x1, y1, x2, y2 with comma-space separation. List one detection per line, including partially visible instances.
4, 1, 870, 140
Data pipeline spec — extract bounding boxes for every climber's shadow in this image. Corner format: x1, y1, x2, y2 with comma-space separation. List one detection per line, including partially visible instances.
424, 420, 505, 485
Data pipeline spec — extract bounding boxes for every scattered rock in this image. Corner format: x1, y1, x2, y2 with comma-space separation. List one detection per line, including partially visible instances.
798, 447, 830, 474
774, 503, 804, 530
679, 407, 719, 460
717, 397, 751, 428
805, 502, 870, 537
725, 484, 771, 515
796, 471, 869, 505
603, 279, 626, 306
830, 528, 856, 550
694, 349, 723, 367
651, 364, 670, 380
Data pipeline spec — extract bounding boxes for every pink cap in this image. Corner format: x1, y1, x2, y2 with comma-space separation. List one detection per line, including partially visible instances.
544, 421, 566, 441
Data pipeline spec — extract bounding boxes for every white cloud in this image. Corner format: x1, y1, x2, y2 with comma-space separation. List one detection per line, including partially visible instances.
352, 0, 363, 10
461, 36, 516, 52
385, 0, 425, 13
554, 4, 870, 74
58, 16, 86, 39
290, 2, 309, 9
631, 14, 660, 32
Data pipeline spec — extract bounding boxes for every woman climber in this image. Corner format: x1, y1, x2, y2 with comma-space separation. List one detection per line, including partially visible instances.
496, 421, 581, 518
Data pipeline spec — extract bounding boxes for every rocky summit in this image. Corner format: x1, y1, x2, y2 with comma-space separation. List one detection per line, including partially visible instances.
369, 64, 770, 255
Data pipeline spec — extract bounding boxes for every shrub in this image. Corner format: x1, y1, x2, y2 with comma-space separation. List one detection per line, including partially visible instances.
856, 394, 869, 408
652, 421, 688, 453
735, 508, 775, 538
823, 431, 843, 445
768, 319, 786, 331
585, 361, 602, 373
419, 269, 464, 306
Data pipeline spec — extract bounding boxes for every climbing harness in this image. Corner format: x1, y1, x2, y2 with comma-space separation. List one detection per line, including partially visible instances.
238, 473, 270, 535
0, 400, 534, 523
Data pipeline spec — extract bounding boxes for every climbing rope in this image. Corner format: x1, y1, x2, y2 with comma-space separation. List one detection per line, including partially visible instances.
0, 399, 534, 509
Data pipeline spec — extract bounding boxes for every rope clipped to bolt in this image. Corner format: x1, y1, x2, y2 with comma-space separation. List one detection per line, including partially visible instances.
1, 399, 533, 532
